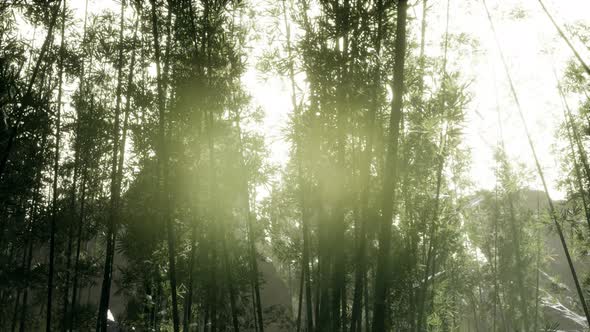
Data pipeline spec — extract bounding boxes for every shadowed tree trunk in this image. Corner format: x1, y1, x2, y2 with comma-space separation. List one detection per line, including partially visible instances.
19, 130, 47, 332
372, 1, 408, 331
236, 114, 264, 332
149, 0, 180, 330
96, 0, 126, 330
350, 1, 384, 331
281, 0, 314, 330
332, 1, 350, 330
47, 1, 66, 330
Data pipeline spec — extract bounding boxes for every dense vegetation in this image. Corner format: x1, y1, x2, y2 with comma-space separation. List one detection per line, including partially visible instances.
1, 0, 589, 331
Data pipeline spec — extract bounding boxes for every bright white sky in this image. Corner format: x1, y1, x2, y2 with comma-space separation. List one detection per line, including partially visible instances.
449, 0, 590, 199
246, 0, 590, 200
29, 0, 590, 200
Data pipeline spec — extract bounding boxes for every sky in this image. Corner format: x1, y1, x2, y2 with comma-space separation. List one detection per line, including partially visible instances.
246, 0, 590, 200
22, 0, 590, 200
448, 0, 590, 199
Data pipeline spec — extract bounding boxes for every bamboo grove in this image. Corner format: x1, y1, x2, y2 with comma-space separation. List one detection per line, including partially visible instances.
1, 0, 590, 331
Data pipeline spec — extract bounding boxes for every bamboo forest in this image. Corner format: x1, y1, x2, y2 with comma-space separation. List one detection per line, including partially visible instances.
3, 0, 590, 331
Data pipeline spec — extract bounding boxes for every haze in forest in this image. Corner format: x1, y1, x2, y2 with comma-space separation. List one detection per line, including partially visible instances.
2, 0, 590, 331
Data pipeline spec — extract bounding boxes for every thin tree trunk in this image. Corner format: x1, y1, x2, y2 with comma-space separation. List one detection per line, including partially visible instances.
492, 187, 499, 332
201, 3, 222, 331
221, 234, 240, 332
555, 71, 590, 230
281, 0, 313, 329
237, 120, 263, 331
116, 7, 139, 190
19, 223, 35, 332
314, 252, 321, 329
506, 193, 528, 330
70, 172, 87, 331
206, 112, 219, 332
69, 3, 89, 330
211, 97, 241, 332
350, 0, 384, 328
150, 1, 181, 329
96, 0, 126, 329
424, 3, 452, 322
372, 1, 408, 331
19, 130, 46, 332
203, 298, 210, 332
184, 218, 197, 332
251, 282, 259, 332
534, 193, 541, 332
46, 2, 66, 330
296, 263, 304, 332
537, 0, 590, 75
61, 209, 74, 332
483, 0, 590, 324
231, 2, 263, 323
62, 130, 81, 332
364, 269, 370, 332
11, 247, 26, 332
247, 213, 263, 332
562, 96, 590, 224
470, 293, 480, 332
331, 1, 351, 330
302, 212, 314, 331
184, 54, 202, 331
